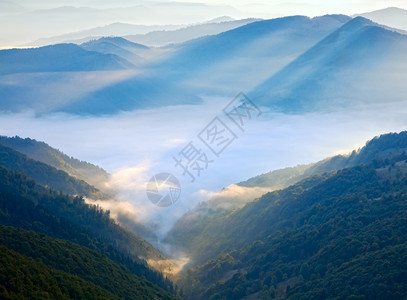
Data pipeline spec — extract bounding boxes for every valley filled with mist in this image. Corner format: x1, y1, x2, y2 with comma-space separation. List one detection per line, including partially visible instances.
1, 1, 407, 299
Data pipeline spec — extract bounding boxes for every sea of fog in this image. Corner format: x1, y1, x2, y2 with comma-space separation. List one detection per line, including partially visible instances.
1, 96, 407, 238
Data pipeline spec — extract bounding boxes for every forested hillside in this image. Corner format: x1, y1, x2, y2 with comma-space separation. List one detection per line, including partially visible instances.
167, 132, 407, 265
179, 146, 407, 299
0, 136, 110, 191
0, 165, 178, 298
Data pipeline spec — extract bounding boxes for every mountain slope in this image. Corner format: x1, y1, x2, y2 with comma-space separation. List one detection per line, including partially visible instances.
242, 131, 407, 189
0, 135, 109, 191
0, 143, 103, 198
149, 15, 350, 92
0, 43, 133, 75
0, 14, 350, 115
250, 17, 407, 112
0, 225, 175, 299
59, 15, 350, 115
356, 7, 407, 31
181, 148, 407, 299
0, 165, 176, 293
0, 246, 120, 300
26, 22, 184, 47
166, 131, 407, 264
124, 18, 260, 46
80, 37, 150, 65
0, 135, 160, 250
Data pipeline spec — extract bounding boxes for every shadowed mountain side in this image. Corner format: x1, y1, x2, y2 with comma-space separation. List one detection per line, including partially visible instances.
0, 143, 104, 198
57, 15, 349, 115
0, 135, 160, 253
249, 17, 407, 112
0, 225, 176, 299
147, 15, 350, 93
0, 135, 109, 191
80, 37, 151, 65
0, 43, 134, 75
58, 72, 202, 114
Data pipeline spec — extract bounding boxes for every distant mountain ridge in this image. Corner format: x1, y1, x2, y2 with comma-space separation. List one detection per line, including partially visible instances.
355, 7, 407, 31
80, 37, 150, 65
0, 43, 133, 75
249, 16, 407, 112
124, 18, 261, 46
27, 18, 260, 47
0, 14, 406, 116
58, 14, 350, 115
25, 22, 184, 47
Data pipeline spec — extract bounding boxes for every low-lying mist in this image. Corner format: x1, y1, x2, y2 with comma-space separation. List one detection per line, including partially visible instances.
1, 96, 406, 242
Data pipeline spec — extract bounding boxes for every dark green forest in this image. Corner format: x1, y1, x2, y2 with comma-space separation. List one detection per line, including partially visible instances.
1, 132, 407, 299
179, 148, 407, 299
0, 245, 121, 300
0, 136, 110, 190
0, 143, 104, 198
0, 225, 174, 299
0, 164, 178, 298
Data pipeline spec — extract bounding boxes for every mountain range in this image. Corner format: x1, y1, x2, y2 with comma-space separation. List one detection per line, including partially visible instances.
1, 7, 407, 299
249, 16, 407, 112
356, 7, 407, 31
27, 18, 260, 48
0, 14, 353, 115
0, 11, 406, 115
168, 131, 407, 299
2, 130, 407, 298
0, 139, 179, 298
0, 1, 238, 47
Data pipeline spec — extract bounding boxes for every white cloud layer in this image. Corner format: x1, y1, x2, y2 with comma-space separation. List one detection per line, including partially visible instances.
1, 97, 407, 238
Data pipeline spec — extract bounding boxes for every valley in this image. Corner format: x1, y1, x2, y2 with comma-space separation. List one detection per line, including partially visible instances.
1, 4, 407, 299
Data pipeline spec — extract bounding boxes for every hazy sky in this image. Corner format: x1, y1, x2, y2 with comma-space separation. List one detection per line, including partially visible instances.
2, 0, 406, 47
8, 0, 407, 18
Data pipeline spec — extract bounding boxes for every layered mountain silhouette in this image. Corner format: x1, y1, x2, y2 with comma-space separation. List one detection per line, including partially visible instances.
0, 43, 133, 75
1, 14, 407, 115
249, 16, 407, 111
80, 37, 150, 65
356, 7, 407, 31
55, 15, 351, 115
